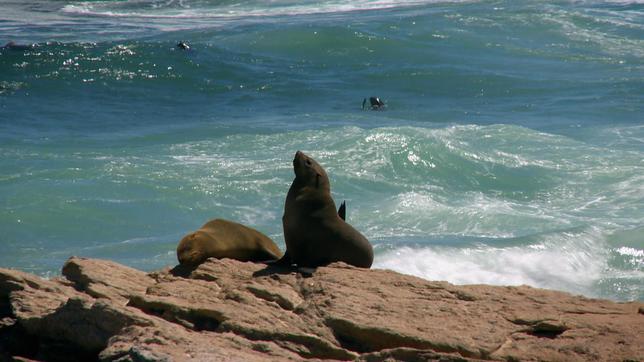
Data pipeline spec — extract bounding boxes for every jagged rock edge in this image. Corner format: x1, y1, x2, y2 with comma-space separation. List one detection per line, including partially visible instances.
325, 317, 482, 359
126, 292, 356, 360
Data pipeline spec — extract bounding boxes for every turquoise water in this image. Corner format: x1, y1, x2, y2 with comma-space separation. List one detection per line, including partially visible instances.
1, 0, 642, 301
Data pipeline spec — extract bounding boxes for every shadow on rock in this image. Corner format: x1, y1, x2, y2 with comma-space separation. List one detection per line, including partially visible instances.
169, 263, 198, 278
253, 263, 317, 278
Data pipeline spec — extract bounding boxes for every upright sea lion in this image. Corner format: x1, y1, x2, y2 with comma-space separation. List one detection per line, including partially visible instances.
280, 151, 373, 268
177, 219, 282, 266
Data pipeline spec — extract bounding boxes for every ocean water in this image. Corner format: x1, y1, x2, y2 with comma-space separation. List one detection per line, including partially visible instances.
0, 0, 642, 302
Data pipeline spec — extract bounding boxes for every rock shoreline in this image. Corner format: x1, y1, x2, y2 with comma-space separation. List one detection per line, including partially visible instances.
1, 257, 642, 361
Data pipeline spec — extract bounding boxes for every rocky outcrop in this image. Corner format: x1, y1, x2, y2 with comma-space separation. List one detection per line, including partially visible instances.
1, 257, 642, 361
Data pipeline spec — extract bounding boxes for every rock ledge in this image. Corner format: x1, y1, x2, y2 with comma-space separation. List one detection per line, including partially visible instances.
1, 257, 642, 361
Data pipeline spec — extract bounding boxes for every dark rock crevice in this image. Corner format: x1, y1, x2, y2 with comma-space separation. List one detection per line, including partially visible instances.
219, 322, 357, 360
126, 292, 350, 360
509, 318, 568, 339
448, 289, 477, 302
246, 284, 302, 311
127, 295, 225, 332
1, 316, 100, 362
326, 317, 480, 359
62, 260, 93, 293
359, 347, 477, 362
0, 296, 11, 320
525, 322, 568, 339
104, 345, 172, 362
32, 298, 141, 357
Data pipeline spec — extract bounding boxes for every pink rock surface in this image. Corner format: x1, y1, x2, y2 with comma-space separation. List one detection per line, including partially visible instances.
1, 257, 642, 361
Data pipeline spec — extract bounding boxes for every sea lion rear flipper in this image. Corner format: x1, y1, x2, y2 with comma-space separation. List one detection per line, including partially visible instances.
297, 266, 316, 277
338, 201, 346, 221
256, 248, 282, 262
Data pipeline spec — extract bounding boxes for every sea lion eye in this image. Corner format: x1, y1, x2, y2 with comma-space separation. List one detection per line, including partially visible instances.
306, 159, 312, 166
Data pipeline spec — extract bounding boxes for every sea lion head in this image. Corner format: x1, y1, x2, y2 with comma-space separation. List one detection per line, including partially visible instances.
292, 151, 329, 190
176, 231, 208, 266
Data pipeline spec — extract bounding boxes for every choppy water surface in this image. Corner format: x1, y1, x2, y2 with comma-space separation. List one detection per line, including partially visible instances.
1, 0, 642, 301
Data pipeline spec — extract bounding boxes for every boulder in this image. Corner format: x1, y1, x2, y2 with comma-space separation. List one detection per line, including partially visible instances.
0, 257, 641, 361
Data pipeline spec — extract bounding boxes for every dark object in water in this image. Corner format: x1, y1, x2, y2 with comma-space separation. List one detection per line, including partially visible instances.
177, 41, 190, 50
1, 41, 34, 51
362, 97, 385, 110
338, 201, 346, 221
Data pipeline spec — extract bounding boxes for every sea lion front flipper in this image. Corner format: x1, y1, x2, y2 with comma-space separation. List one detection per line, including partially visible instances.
272, 250, 293, 266
338, 201, 346, 221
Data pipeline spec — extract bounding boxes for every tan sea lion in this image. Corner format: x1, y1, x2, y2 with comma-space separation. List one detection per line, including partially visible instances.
280, 151, 373, 268
177, 219, 282, 266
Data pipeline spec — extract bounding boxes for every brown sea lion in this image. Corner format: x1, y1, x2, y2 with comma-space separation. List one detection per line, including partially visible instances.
280, 151, 373, 268
177, 219, 282, 266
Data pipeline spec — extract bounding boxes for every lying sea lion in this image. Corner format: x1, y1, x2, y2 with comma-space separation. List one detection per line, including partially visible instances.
280, 151, 373, 268
177, 219, 282, 266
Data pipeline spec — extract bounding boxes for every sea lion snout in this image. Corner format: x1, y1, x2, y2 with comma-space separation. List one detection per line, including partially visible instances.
293, 151, 316, 168
293, 151, 307, 168
177, 232, 201, 265
292, 151, 327, 188
293, 151, 308, 174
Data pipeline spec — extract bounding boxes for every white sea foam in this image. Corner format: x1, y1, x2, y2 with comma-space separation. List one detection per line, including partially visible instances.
616, 247, 644, 258
374, 229, 609, 296
615, 247, 644, 270
61, 0, 472, 21
359, 189, 572, 241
